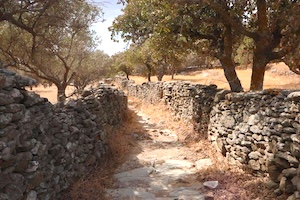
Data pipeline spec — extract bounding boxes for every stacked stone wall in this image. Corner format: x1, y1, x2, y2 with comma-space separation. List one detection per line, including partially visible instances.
115, 76, 218, 134
115, 76, 300, 198
0, 69, 127, 200
209, 90, 300, 197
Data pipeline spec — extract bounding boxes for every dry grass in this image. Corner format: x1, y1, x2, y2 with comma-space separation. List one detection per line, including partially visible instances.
62, 160, 114, 200
191, 139, 285, 200
27, 85, 76, 104
130, 62, 300, 91
129, 96, 194, 142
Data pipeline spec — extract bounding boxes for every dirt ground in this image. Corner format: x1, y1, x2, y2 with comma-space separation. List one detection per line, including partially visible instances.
131, 62, 300, 91
27, 85, 75, 104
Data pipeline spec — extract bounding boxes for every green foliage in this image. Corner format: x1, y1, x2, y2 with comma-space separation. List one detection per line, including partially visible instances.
111, 51, 135, 79
73, 50, 112, 91
0, 0, 102, 102
110, 0, 300, 90
183, 51, 216, 69
110, 0, 244, 89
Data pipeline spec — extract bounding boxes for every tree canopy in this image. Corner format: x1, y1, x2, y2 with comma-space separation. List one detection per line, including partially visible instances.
111, 0, 300, 91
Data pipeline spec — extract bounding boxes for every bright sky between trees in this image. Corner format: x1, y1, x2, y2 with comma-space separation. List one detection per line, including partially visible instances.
92, 0, 128, 56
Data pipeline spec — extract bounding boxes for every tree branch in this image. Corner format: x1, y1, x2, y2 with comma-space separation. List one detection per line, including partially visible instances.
4, 15, 35, 35
174, 0, 258, 40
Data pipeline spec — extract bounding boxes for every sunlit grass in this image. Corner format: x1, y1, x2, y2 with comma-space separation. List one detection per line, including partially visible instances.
130, 62, 300, 91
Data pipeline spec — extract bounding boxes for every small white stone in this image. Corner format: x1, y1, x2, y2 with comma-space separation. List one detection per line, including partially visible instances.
203, 181, 219, 189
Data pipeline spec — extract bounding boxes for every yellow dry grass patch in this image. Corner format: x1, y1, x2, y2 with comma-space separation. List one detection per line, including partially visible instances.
130, 62, 300, 91
27, 85, 76, 104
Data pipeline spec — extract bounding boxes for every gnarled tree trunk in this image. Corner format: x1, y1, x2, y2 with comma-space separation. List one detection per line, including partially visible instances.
219, 25, 244, 92
219, 57, 243, 92
250, 52, 269, 90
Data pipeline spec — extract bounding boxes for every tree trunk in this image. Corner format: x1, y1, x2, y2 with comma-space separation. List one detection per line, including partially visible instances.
147, 72, 151, 82
56, 84, 67, 103
171, 65, 175, 80
157, 74, 164, 81
126, 73, 129, 80
220, 57, 244, 92
146, 63, 152, 82
157, 64, 166, 81
250, 0, 269, 91
219, 24, 244, 92
245, 52, 249, 69
250, 52, 268, 90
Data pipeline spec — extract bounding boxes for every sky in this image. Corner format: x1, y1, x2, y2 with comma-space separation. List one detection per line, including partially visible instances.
91, 0, 128, 56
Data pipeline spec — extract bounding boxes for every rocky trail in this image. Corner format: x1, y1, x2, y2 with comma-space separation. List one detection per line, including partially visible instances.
105, 100, 214, 200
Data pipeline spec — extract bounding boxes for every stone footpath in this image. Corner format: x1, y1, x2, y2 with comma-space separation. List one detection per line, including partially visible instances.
105, 102, 214, 200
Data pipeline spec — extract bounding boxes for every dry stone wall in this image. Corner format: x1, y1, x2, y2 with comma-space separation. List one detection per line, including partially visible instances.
116, 76, 219, 134
209, 90, 300, 198
0, 69, 127, 200
116, 76, 300, 198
